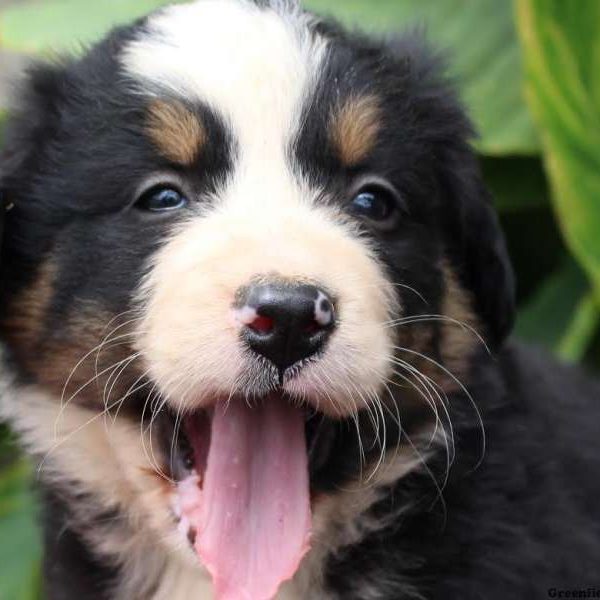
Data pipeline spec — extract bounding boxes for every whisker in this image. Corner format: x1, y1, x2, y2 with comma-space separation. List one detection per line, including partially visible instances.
392, 345, 486, 470
390, 358, 455, 464
384, 314, 490, 355
365, 389, 387, 483
108, 369, 152, 430
102, 352, 142, 417
54, 352, 141, 439
141, 379, 174, 484
387, 364, 453, 488
41, 372, 146, 476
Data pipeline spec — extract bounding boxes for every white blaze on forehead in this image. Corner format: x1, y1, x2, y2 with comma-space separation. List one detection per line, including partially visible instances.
122, 0, 327, 202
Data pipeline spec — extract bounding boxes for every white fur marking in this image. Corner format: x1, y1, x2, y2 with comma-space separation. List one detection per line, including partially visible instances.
123, 0, 327, 200
232, 305, 258, 328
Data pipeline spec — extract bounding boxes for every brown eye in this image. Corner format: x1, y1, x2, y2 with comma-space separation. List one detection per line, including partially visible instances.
135, 186, 188, 212
349, 183, 405, 231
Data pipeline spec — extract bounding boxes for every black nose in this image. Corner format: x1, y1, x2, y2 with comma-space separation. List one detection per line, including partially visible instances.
238, 282, 336, 372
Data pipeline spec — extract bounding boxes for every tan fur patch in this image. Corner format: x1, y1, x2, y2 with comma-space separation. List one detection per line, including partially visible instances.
392, 263, 481, 400
40, 307, 136, 404
1, 259, 56, 359
146, 100, 206, 165
439, 263, 482, 381
330, 95, 382, 166
0, 260, 140, 405
407, 263, 481, 396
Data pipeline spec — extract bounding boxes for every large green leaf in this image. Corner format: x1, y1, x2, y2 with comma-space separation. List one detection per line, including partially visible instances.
557, 292, 600, 363
516, 0, 600, 314
0, 0, 538, 155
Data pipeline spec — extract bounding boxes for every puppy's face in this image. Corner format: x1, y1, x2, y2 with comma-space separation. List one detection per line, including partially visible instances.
0, 0, 514, 595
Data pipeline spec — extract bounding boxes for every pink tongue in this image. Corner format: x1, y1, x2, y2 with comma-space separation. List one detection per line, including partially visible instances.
192, 397, 311, 600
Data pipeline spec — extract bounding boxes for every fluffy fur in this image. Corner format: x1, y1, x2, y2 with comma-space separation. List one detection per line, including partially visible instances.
1, 1, 599, 599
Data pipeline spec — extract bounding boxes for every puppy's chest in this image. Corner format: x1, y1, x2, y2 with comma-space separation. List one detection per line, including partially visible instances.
113, 552, 329, 600
144, 580, 319, 600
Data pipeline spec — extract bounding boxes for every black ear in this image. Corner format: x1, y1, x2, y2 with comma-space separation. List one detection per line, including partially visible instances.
0, 62, 69, 183
0, 62, 69, 276
440, 149, 516, 349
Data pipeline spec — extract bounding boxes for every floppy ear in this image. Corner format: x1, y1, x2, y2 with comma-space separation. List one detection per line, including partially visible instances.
0, 62, 68, 180
0, 62, 68, 278
439, 148, 516, 349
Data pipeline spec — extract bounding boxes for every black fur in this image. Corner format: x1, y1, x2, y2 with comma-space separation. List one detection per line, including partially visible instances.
324, 345, 600, 599
0, 3, 599, 599
41, 489, 117, 600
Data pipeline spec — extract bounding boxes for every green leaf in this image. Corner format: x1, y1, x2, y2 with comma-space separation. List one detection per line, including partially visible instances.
0, 0, 538, 156
557, 292, 600, 363
515, 258, 598, 361
516, 0, 600, 307
0, 431, 41, 600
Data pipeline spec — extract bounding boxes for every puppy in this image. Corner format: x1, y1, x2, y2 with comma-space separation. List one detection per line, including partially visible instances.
1, 1, 599, 598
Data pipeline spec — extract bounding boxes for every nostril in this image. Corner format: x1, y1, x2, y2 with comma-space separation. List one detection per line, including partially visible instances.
247, 314, 274, 335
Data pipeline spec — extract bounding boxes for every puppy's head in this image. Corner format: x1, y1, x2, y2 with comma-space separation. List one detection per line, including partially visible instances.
0, 0, 514, 595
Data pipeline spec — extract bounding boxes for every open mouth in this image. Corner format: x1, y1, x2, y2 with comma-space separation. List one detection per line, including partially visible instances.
158, 392, 337, 600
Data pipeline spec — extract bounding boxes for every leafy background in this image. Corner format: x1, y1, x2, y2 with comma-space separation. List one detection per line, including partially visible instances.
0, 0, 598, 596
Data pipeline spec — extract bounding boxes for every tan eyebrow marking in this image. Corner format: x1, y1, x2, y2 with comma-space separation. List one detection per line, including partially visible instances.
330, 95, 382, 167
146, 100, 206, 165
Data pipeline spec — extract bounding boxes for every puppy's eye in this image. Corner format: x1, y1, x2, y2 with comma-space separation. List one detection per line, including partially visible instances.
135, 186, 188, 212
349, 184, 404, 230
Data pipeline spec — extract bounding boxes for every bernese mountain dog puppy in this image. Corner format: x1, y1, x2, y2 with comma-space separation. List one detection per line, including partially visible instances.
1, 0, 600, 598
